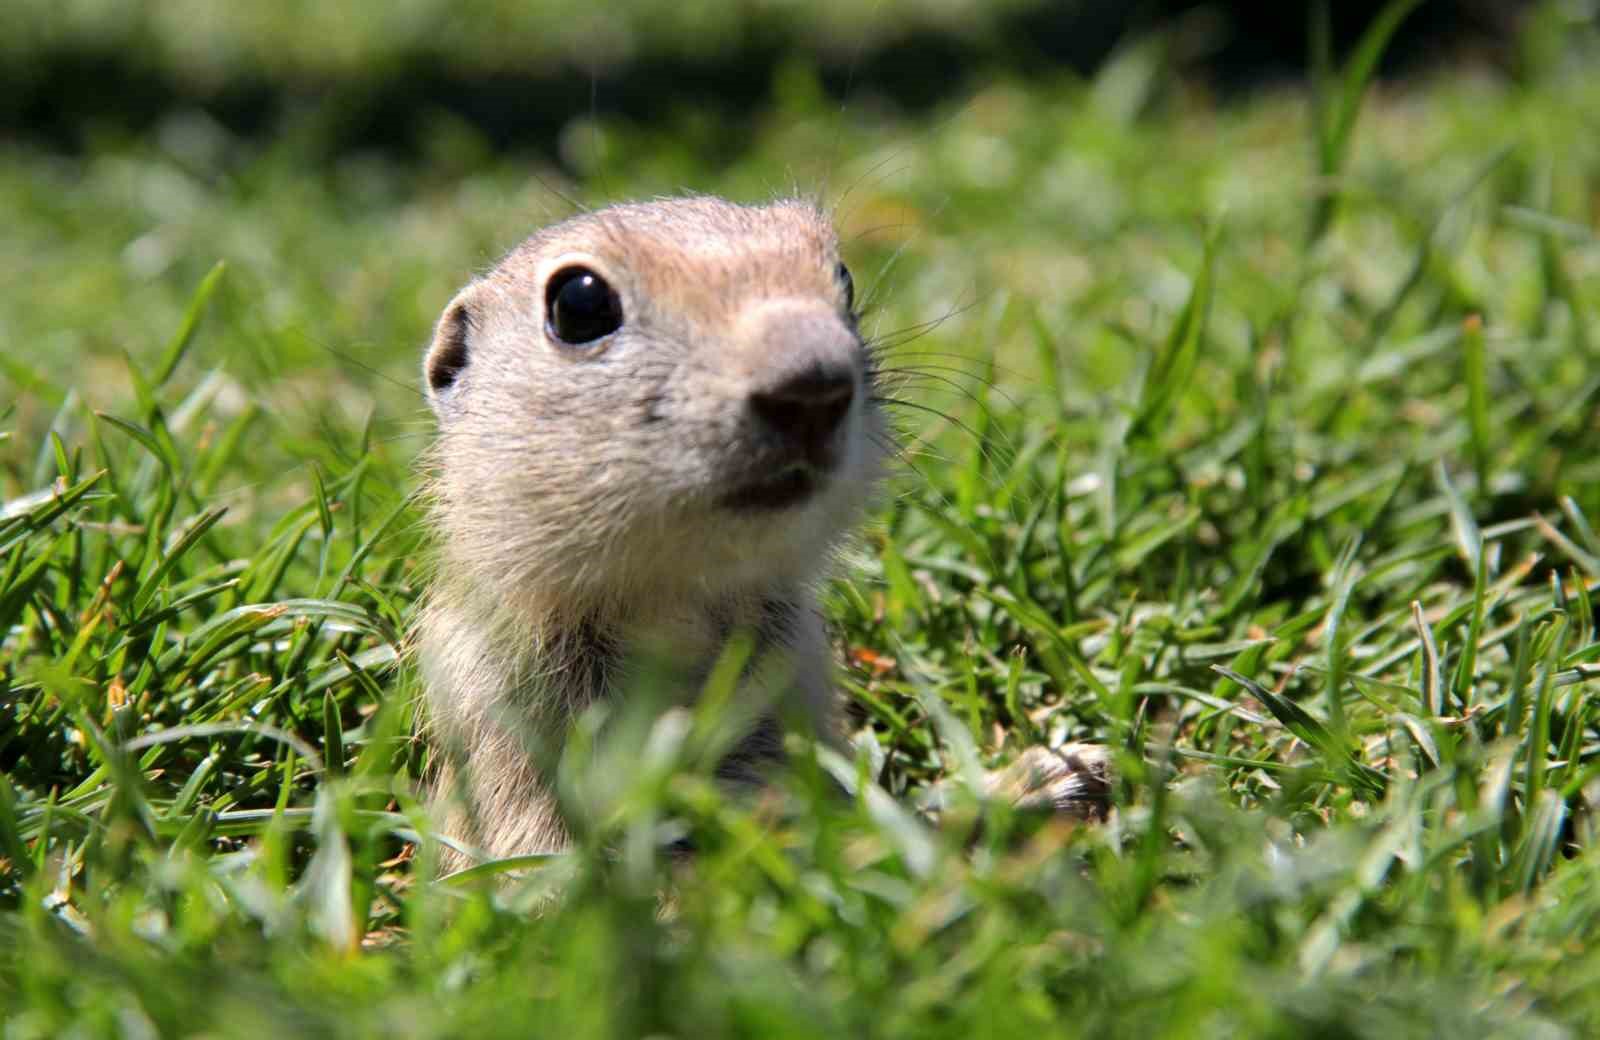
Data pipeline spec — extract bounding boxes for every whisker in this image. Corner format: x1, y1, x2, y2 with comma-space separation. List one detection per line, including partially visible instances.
843, 220, 918, 243
297, 335, 429, 404
870, 395, 986, 444
858, 238, 919, 318
878, 374, 1015, 417
819, 0, 885, 205
871, 428, 955, 470
863, 294, 989, 352
875, 350, 1039, 386
879, 363, 1018, 407
832, 160, 915, 229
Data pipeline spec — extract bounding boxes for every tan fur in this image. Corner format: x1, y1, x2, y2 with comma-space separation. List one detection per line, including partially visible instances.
416, 195, 1106, 870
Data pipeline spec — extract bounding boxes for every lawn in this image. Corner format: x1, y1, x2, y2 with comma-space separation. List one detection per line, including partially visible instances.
4, 3, 1600, 1037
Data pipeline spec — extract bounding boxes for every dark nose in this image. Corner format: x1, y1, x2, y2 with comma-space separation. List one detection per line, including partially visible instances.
749, 360, 856, 467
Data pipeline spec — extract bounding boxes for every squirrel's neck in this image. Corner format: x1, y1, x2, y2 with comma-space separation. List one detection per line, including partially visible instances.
417, 573, 817, 727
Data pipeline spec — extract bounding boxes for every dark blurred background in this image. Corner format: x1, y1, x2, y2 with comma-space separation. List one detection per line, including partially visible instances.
1, 1, 1558, 163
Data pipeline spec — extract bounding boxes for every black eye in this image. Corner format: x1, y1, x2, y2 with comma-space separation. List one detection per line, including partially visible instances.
836, 261, 855, 313
546, 266, 623, 346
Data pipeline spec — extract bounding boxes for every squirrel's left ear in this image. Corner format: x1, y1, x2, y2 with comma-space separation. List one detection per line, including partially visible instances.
423, 282, 484, 415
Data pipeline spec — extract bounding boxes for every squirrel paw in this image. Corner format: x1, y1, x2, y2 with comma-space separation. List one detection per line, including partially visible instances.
982, 743, 1113, 821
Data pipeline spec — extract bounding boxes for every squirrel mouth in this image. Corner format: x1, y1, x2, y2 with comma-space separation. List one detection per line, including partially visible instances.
720, 462, 825, 510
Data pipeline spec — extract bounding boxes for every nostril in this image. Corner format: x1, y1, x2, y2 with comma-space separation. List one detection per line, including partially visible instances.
814, 391, 852, 435
758, 366, 855, 407
750, 364, 856, 460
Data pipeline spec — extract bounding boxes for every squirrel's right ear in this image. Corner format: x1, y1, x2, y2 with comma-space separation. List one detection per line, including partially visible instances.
423, 286, 481, 414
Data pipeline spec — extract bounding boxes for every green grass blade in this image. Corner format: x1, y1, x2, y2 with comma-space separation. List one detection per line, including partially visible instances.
154, 261, 226, 388
1128, 227, 1216, 444
131, 506, 228, 617
1306, 0, 1424, 242
1461, 314, 1490, 494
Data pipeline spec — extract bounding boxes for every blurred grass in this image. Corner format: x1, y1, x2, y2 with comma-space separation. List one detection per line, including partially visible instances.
1, 0, 1043, 78
5, 1, 1600, 1036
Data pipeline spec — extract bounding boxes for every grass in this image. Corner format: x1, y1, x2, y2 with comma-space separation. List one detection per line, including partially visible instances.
5, 4, 1600, 1036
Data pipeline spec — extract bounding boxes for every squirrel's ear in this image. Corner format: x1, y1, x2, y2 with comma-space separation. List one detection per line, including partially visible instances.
424, 285, 481, 414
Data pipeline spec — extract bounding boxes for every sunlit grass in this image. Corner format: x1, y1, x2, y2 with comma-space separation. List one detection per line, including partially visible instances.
4, 7, 1600, 1036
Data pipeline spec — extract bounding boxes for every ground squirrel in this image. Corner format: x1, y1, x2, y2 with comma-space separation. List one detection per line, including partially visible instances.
417, 195, 1108, 867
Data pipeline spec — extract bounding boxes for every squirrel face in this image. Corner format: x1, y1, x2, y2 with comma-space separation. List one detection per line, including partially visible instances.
421, 197, 886, 615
